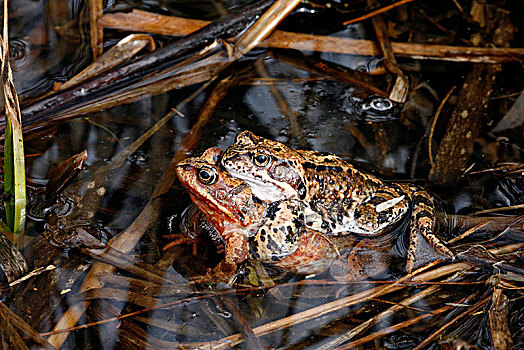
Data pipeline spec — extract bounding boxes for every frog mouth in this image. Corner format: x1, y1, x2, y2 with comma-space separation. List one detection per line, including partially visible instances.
226, 171, 291, 202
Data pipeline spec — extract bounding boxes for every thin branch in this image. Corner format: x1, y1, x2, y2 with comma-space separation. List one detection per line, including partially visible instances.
429, 86, 455, 169
343, 0, 419, 25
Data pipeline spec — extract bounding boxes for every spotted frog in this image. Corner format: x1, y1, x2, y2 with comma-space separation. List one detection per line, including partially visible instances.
222, 131, 453, 272
176, 147, 336, 274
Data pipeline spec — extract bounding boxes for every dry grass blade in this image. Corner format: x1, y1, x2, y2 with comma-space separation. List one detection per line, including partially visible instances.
472, 203, 524, 216
488, 242, 524, 256
98, 9, 209, 36
429, 86, 456, 169
318, 284, 442, 349
412, 295, 491, 350
58, 34, 156, 91
338, 295, 490, 350
204, 262, 472, 348
447, 219, 493, 244
468, 162, 524, 175
232, 0, 302, 59
0, 302, 53, 349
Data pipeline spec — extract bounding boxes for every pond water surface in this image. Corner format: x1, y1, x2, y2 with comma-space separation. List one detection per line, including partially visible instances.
3, 0, 524, 349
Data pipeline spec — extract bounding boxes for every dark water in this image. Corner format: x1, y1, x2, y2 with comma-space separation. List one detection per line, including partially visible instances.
3, 0, 524, 349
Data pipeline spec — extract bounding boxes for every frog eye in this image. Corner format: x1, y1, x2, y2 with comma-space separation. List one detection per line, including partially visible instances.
253, 152, 271, 167
198, 166, 218, 185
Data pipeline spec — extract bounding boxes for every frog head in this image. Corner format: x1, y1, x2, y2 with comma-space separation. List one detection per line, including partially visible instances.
221, 131, 308, 203
176, 147, 264, 233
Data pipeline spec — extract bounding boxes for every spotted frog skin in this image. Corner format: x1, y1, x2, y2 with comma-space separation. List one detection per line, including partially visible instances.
176, 147, 327, 270
222, 131, 453, 272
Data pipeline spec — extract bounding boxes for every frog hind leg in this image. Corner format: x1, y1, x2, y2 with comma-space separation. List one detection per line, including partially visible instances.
250, 200, 305, 263
354, 188, 410, 234
406, 190, 453, 273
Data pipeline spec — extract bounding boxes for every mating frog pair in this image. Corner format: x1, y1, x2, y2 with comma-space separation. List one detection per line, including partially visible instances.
176, 147, 336, 275
221, 131, 453, 272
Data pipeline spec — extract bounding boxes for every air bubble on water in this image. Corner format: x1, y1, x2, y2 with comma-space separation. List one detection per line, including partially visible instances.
370, 97, 393, 111
129, 153, 148, 166
10, 39, 28, 63
216, 307, 232, 319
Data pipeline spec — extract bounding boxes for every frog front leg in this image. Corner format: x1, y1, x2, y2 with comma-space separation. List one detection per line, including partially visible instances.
222, 230, 249, 264
405, 187, 453, 273
190, 230, 248, 283
353, 185, 410, 235
249, 200, 306, 263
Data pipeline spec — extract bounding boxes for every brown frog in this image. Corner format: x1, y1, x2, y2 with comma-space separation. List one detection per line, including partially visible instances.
221, 131, 453, 272
176, 147, 336, 275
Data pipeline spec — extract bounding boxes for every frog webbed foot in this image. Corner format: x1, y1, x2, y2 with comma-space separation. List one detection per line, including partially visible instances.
191, 260, 239, 284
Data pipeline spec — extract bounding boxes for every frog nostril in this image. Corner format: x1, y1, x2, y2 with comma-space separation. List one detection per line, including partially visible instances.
177, 164, 192, 171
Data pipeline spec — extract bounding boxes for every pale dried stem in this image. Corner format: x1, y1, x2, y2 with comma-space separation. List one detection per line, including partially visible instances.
318, 284, 442, 349
488, 288, 513, 350
59, 34, 155, 90
89, 0, 104, 58
367, 0, 408, 102
99, 10, 524, 63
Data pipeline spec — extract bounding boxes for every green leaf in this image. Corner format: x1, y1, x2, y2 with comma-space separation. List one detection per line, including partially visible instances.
4, 112, 26, 235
